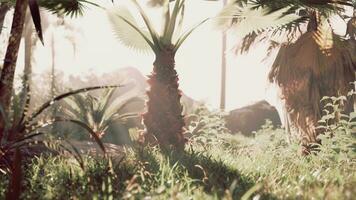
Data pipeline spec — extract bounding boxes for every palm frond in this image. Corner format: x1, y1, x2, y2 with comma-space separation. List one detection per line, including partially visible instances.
131, 0, 161, 48
59, 88, 142, 140
346, 16, 356, 39
162, 0, 171, 36
38, 0, 101, 17
62, 94, 90, 123
216, 3, 301, 38
108, 6, 154, 52
175, 1, 185, 39
97, 88, 116, 119
27, 117, 107, 154
103, 96, 143, 123
25, 85, 121, 127
163, 0, 183, 44
247, 0, 352, 11
29, 0, 44, 44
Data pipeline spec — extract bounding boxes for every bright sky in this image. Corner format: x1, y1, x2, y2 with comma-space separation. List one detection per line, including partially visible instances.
0, 0, 349, 116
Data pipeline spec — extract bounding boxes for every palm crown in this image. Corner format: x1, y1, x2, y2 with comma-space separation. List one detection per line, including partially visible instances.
108, 0, 209, 54
216, 0, 354, 53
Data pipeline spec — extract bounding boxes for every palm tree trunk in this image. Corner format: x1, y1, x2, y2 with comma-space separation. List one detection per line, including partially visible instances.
50, 32, 58, 134
0, 3, 10, 36
143, 48, 186, 150
23, 10, 33, 91
13, 17, 33, 126
0, 0, 28, 140
220, 0, 227, 111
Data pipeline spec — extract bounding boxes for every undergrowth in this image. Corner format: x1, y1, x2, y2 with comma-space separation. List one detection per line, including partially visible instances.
0, 98, 355, 199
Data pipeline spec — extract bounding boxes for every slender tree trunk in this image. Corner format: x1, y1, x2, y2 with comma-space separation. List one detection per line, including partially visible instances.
16, 13, 33, 125
50, 32, 57, 133
11, 14, 33, 126
220, 0, 227, 111
283, 105, 292, 144
0, 3, 10, 36
23, 10, 33, 92
143, 48, 186, 150
0, 0, 28, 141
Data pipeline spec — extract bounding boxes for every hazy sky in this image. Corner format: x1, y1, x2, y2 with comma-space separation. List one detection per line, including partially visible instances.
0, 0, 349, 115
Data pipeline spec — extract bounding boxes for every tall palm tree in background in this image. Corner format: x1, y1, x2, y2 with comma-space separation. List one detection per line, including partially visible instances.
0, 0, 99, 141
220, 0, 227, 111
50, 26, 57, 134
11, 9, 48, 126
108, 0, 209, 150
217, 0, 355, 152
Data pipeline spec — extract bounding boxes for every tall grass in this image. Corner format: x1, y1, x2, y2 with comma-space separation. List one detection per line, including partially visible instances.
1, 93, 355, 199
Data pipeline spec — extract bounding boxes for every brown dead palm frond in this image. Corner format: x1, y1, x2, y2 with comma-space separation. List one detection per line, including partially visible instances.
346, 10, 356, 40
269, 17, 356, 146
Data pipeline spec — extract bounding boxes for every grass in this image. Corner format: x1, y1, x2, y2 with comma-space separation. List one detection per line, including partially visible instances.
1, 98, 355, 199
0, 120, 355, 200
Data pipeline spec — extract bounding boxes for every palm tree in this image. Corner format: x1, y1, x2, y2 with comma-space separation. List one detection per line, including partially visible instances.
220, 0, 227, 111
12, 9, 40, 126
217, 0, 355, 152
60, 88, 141, 144
108, 0, 209, 150
0, 0, 100, 141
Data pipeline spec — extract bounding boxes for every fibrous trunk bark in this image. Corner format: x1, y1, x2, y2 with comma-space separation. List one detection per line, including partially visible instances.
0, 0, 28, 141
143, 48, 186, 150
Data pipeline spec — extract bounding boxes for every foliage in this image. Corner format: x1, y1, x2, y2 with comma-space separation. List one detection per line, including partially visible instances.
1, 97, 354, 199
1, 112, 355, 199
217, 0, 355, 146
217, 0, 354, 54
108, 0, 209, 53
0, 86, 121, 173
58, 88, 141, 143
316, 87, 356, 157
185, 106, 230, 146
